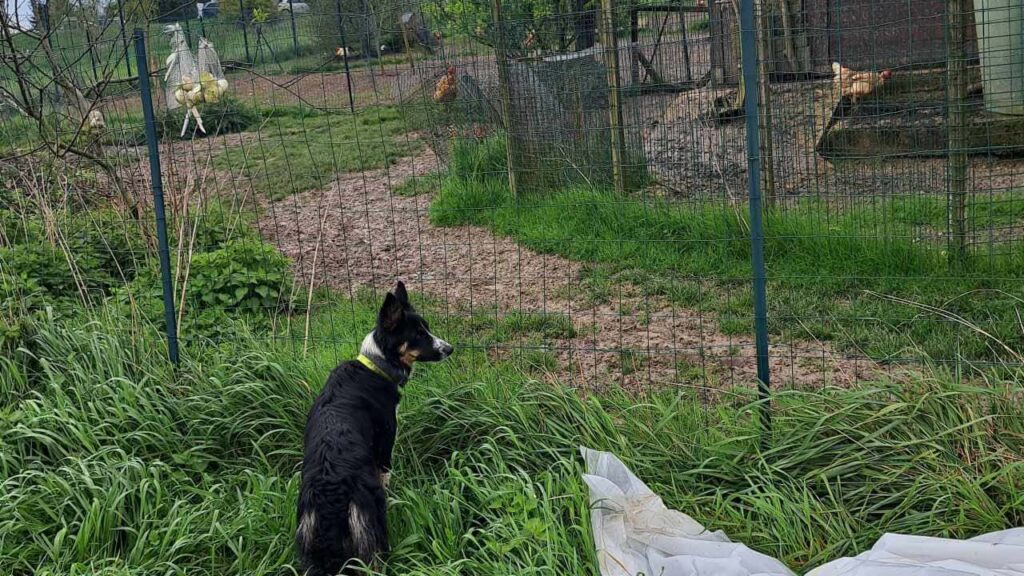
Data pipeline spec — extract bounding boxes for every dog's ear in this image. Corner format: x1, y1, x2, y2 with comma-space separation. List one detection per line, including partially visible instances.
378, 291, 404, 332
393, 281, 410, 308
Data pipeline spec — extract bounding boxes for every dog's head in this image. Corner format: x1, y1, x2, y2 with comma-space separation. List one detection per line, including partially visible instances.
375, 282, 453, 367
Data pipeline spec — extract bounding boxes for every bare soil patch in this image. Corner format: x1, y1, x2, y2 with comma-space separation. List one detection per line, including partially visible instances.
259, 145, 879, 392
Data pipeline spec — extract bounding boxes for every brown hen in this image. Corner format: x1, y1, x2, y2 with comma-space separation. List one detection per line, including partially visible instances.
433, 66, 457, 104
832, 62, 892, 103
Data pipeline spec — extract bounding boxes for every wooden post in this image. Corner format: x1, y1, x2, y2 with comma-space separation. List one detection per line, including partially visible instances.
756, 0, 777, 209
947, 0, 969, 266
601, 0, 626, 193
492, 0, 520, 196
401, 26, 415, 70
629, 9, 639, 85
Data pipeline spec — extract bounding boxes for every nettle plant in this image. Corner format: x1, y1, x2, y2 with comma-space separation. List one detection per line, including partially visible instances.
186, 241, 291, 314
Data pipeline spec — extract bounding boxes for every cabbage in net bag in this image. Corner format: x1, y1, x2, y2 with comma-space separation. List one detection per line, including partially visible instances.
197, 38, 228, 104
163, 24, 198, 112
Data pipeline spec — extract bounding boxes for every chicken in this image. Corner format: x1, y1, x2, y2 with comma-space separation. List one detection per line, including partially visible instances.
335, 46, 349, 59
433, 66, 457, 104
88, 109, 105, 130
524, 30, 537, 49
832, 62, 892, 104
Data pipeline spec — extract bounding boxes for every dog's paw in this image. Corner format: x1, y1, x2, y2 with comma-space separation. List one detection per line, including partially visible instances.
380, 471, 391, 488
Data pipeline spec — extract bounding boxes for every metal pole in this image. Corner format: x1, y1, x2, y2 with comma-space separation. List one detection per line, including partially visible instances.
335, 0, 356, 113
288, 0, 300, 55
239, 0, 252, 63
738, 0, 770, 441
134, 28, 180, 365
678, 4, 693, 82
117, 4, 132, 76
84, 24, 100, 84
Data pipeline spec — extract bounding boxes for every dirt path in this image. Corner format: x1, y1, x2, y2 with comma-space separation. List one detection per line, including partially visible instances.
259, 147, 878, 392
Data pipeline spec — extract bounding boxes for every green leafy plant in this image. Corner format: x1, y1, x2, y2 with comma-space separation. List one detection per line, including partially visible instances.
110, 98, 261, 145
184, 240, 291, 314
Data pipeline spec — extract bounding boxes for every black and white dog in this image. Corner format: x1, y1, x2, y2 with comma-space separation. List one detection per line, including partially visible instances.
296, 282, 453, 575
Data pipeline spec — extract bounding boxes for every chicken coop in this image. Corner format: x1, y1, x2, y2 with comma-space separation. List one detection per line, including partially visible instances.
708, 0, 980, 84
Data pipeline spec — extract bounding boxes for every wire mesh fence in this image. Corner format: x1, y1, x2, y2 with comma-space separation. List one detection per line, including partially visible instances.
3, 0, 1024, 406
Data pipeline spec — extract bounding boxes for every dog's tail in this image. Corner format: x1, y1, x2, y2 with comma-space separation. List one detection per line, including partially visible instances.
348, 497, 388, 564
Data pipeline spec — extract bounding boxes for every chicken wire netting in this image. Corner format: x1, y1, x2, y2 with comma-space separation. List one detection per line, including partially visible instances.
3, 0, 1023, 398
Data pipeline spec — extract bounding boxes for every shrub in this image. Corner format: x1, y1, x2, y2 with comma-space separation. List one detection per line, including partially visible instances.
184, 240, 291, 314
0, 208, 43, 246
64, 209, 148, 282
178, 202, 257, 253
114, 99, 261, 145
450, 134, 509, 181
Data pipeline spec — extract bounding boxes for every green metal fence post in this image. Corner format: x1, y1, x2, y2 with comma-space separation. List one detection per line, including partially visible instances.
335, 0, 356, 113
134, 28, 180, 365
118, 6, 132, 77
239, 0, 252, 63
288, 0, 300, 55
739, 0, 771, 442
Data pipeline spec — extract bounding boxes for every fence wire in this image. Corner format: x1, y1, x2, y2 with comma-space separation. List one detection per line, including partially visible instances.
2, 0, 1023, 401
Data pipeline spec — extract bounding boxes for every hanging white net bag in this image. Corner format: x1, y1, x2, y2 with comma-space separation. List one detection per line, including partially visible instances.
163, 25, 229, 136
164, 24, 198, 113
197, 38, 229, 104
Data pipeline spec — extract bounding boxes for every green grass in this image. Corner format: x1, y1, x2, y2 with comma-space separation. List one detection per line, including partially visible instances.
391, 171, 443, 197
2, 294, 1023, 575
495, 311, 577, 340
688, 16, 710, 33
213, 106, 423, 200
428, 174, 1024, 365
888, 193, 1024, 230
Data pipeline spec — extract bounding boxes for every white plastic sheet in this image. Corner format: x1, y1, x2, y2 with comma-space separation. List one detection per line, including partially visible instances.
580, 447, 1024, 576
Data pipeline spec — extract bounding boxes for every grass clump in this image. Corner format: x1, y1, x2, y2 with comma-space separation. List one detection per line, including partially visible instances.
104, 98, 261, 146
688, 16, 710, 32
214, 106, 423, 200
1, 295, 1023, 575
496, 311, 577, 340
391, 172, 443, 197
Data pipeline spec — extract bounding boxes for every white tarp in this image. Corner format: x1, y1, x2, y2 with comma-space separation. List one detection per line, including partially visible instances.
580, 447, 1024, 576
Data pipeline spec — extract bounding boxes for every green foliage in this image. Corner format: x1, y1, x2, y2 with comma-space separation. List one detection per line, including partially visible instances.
303, 0, 415, 56
107, 99, 260, 146
214, 106, 423, 199
688, 16, 709, 32
446, 132, 648, 193
219, 0, 277, 20
430, 179, 1024, 364
391, 172, 442, 197
160, 98, 261, 141
187, 240, 290, 314
0, 205, 149, 354
450, 133, 509, 181
424, 0, 582, 53
0, 208, 43, 246
1, 300, 1022, 575
182, 202, 254, 252
120, 237, 291, 342
106, 0, 157, 25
